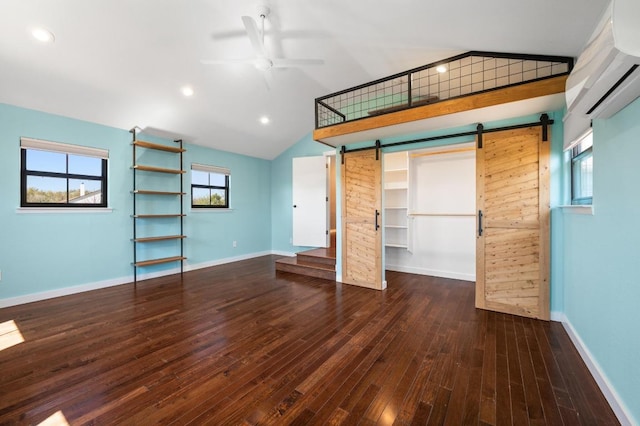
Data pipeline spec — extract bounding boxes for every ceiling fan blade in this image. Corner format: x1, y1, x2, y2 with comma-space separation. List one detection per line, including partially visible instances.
261, 69, 274, 91
271, 58, 325, 68
241, 16, 267, 57
200, 58, 256, 65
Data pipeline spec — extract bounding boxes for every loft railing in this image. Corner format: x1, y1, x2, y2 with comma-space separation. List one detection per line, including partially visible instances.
314, 51, 573, 129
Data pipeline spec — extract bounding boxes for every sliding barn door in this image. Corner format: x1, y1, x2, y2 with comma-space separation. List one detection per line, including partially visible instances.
341, 150, 384, 290
476, 126, 550, 320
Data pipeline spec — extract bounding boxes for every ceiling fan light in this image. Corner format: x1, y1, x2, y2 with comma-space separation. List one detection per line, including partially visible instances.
181, 86, 194, 97
31, 27, 55, 43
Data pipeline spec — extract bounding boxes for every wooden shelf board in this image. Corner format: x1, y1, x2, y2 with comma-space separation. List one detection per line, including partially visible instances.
133, 165, 185, 174
385, 244, 408, 248
133, 140, 185, 153
133, 214, 186, 218
133, 190, 185, 196
134, 256, 186, 267
134, 235, 186, 243
385, 225, 408, 229
384, 206, 408, 210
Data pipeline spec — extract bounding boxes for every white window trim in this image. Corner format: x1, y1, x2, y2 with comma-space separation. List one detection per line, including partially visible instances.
191, 163, 230, 175
560, 205, 594, 215
20, 137, 109, 159
16, 207, 113, 214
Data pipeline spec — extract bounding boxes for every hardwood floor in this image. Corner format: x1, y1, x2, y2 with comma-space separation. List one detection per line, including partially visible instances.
0, 256, 618, 425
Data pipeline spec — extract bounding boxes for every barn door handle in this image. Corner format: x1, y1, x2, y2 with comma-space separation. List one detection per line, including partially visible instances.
478, 210, 483, 237
375, 209, 380, 231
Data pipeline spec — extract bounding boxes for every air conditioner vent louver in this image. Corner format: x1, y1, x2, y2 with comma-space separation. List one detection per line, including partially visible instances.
586, 64, 639, 115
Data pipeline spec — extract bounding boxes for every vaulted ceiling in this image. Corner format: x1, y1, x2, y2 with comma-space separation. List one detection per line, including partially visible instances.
0, 0, 608, 159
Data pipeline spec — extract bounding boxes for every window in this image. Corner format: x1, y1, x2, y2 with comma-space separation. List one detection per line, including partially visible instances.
191, 163, 230, 208
571, 130, 593, 205
20, 138, 108, 207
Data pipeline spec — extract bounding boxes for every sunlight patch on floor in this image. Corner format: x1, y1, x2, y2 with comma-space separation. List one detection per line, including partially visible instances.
37, 411, 70, 426
0, 320, 24, 352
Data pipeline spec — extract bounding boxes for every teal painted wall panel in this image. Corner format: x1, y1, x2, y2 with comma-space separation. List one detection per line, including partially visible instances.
0, 103, 271, 300
184, 143, 271, 263
0, 103, 133, 297
561, 97, 640, 424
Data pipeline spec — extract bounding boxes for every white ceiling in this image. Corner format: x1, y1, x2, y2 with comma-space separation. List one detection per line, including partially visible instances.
0, 0, 608, 159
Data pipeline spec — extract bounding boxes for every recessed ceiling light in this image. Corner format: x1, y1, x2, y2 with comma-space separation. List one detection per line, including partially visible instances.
181, 86, 194, 97
436, 65, 447, 73
31, 27, 55, 43
259, 116, 270, 125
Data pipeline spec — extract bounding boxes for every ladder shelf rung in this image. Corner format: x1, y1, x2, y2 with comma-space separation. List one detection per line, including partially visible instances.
133, 214, 186, 218
133, 140, 186, 153
134, 256, 187, 267
133, 165, 185, 174
133, 235, 186, 243
133, 190, 185, 195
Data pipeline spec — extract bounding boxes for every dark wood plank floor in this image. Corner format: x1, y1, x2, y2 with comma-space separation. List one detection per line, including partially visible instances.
0, 256, 619, 425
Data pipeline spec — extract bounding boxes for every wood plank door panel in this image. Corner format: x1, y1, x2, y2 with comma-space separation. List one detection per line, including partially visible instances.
341, 150, 383, 289
476, 127, 550, 320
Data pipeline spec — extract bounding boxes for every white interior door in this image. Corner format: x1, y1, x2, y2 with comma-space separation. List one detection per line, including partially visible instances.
292, 156, 328, 247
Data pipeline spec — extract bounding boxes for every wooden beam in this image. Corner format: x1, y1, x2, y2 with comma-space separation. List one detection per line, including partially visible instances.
313, 76, 567, 142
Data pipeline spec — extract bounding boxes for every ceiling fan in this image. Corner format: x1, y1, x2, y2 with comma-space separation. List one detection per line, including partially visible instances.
201, 5, 324, 74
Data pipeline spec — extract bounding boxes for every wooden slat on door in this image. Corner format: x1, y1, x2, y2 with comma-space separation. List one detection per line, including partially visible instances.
476, 127, 550, 320
341, 150, 383, 289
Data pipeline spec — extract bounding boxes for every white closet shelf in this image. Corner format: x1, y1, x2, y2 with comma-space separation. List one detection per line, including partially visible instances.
385, 225, 408, 229
385, 243, 408, 248
384, 183, 408, 190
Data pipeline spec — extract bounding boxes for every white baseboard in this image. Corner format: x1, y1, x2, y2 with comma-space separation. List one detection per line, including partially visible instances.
559, 314, 634, 426
0, 275, 131, 309
385, 264, 475, 282
184, 251, 274, 271
550, 311, 564, 322
0, 251, 280, 309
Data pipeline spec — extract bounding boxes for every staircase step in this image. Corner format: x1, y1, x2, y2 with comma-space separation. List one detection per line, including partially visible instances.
296, 248, 336, 266
275, 256, 336, 281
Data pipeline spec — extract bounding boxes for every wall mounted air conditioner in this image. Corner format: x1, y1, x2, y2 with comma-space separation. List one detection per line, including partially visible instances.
563, 0, 640, 148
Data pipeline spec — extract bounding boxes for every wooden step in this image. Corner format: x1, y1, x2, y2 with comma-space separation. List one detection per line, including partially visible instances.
296, 248, 336, 266
275, 257, 335, 281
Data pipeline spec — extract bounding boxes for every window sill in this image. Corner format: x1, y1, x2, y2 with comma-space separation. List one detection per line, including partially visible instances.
190, 208, 234, 213
559, 205, 593, 215
16, 207, 113, 214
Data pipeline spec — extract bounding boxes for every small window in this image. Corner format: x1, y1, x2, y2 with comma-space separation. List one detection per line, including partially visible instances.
571, 131, 593, 205
191, 163, 230, 208
20, 138, 108, 207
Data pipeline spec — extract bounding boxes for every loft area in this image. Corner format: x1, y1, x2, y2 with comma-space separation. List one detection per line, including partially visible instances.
314, 51, 573, 130
314, 51, 574, 130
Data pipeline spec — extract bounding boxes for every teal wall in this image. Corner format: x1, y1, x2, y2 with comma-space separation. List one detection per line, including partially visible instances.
0, 103, 271, 301
560, 97, 640, 424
